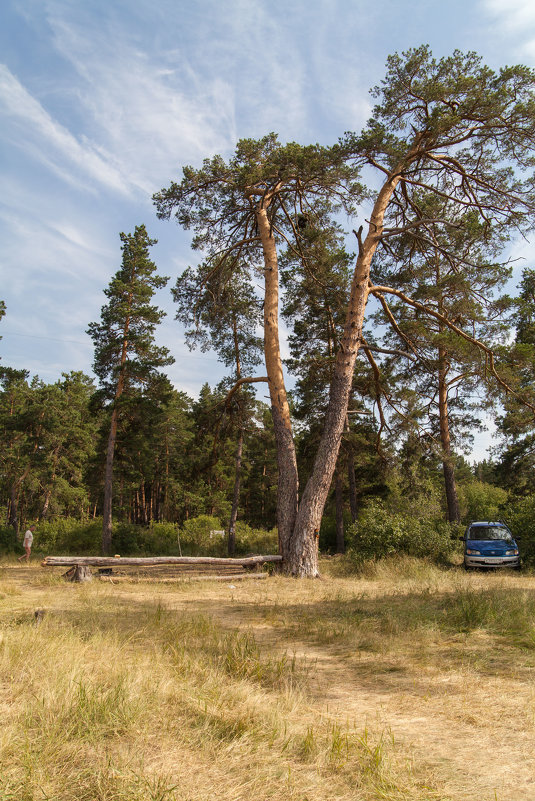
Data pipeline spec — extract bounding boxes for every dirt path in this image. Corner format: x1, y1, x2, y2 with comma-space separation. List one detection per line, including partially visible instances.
193, 589, 535, 801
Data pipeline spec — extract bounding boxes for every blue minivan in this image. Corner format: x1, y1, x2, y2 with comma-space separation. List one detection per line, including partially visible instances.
461, 521, 521, 570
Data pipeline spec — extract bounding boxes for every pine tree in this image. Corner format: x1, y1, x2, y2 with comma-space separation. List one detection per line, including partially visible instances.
155, 48, 535, 575
87, 225, 174, 553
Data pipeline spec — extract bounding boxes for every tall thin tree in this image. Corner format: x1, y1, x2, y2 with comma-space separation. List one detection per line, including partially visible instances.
87, 225, 173, 554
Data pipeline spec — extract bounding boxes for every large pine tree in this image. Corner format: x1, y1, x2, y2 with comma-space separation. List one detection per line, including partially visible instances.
155, 48, 535, 576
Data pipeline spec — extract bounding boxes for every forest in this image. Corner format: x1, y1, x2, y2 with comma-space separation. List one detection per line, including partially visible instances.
3, 46, 535, 572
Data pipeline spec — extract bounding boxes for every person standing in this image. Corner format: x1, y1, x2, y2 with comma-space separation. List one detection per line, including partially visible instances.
18, 525, 35, 563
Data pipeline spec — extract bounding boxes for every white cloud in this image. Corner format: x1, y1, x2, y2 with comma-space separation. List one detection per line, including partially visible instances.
480, 0, 535, 59
0, 65, 131, 194
44, 14, 237, 192
482, 0, 535, 30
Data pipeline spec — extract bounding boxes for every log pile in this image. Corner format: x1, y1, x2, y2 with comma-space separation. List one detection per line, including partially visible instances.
41, 554, 282, 583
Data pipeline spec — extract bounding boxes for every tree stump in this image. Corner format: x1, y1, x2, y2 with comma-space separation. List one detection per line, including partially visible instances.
63, 564, 93, 582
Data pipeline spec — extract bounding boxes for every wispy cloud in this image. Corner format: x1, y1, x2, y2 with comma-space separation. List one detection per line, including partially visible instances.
44, 12, 237, 192
480, 0, 535, 59
0, 65, 131, 194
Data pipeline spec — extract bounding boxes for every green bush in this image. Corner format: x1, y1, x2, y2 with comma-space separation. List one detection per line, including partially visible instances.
35, 518, 103, 554
1, 516, 276, 558
179, 515, 227, 555
459, 480, 508, 524
0, 526, 18, 552
233, 521, 278, 555
343, 500, 460, 569
501, 495, 535, 565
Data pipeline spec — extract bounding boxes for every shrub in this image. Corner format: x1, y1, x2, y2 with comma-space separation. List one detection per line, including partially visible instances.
36, 518, 103, 554
343, 500, 460, 570
501, 495, 535, 565
0, 526, 18, 552
234, 521, 278, 555
179, 515, 227, 556
459, 480, 508, 524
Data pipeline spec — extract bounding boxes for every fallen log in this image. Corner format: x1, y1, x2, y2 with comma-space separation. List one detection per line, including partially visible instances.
42, 554, 282, 568
100, 571, 269, 583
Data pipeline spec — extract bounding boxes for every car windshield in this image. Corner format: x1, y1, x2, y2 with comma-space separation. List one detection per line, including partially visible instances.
469, 526, 513, 541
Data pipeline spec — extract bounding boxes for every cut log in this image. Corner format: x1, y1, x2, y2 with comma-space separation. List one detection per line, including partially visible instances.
43, 554, 281, 568
99, 571, 269, 583
63, 564, 93, 582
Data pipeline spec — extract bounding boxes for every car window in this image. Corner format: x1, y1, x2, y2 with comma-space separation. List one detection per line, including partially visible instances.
469, 526, 513, 541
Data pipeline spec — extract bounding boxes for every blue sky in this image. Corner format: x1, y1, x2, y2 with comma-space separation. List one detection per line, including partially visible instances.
1, 0, 535, 458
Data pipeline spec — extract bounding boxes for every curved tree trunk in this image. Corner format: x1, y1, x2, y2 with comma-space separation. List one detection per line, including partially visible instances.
102, 405, 119, 554
287, 172, 403, 575
347, 448, 358, 523
335, 469, 345, 554
256, 160, 409, 575
228, 429, 243, 556
256, 206, 299, 565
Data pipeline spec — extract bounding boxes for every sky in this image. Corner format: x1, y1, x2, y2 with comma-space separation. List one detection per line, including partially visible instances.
2, 0, 535, 460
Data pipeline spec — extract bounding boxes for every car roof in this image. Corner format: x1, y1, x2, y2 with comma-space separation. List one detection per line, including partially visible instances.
468, 521, 507, 526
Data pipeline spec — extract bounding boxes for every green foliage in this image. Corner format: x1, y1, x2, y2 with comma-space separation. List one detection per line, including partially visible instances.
459, 480, 508, 523
233, 521, 278, 554
344, 500, 459, 567
26, 519, 180, 556
87, 225, 173, 397
35, 518, 103, 554
179, 515, 226, 555
501, 494, 535, 564
0, 525, 18, 552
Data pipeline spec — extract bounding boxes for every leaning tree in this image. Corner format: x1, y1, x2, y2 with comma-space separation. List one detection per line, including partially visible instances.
155, 47, 535, 575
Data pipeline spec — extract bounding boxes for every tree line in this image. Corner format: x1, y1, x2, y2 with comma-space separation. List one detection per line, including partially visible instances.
3, 46, 535, 572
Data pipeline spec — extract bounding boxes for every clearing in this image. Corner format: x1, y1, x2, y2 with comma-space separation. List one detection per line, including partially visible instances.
1, 557, 534, 800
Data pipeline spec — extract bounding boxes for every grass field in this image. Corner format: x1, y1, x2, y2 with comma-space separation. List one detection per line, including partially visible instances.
1, 556, 534, 800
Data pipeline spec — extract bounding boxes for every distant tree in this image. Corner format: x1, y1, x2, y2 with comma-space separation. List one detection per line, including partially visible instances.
370, 191, 513, 522
173, 266, 263, 554
496, 269, 535, 492
0, 368, 33, 533
34, 372, 97, 520
87, 225, 174, 553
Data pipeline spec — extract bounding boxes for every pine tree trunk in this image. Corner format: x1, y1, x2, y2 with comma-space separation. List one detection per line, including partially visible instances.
102, 405, 119, 554
254, 164, 405, 575
335, 470, 345, 554
8, 484, 18, 534
256, 207, 299, 564
438, 347, 461, 523
284, 170, 403, 576
347, 448, 358, 523
228, 429, 243, 557
41, 489, 51, 520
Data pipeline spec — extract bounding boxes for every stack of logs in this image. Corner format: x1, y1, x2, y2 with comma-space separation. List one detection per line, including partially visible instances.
41, 555, 283, 582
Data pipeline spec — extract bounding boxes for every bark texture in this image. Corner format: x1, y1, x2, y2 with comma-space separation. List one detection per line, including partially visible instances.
438, 347, 461, 523
256, 207, 299, 563
286, 171, 403, 575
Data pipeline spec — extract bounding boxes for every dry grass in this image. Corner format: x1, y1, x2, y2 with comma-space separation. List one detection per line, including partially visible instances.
1, 557, 534, 800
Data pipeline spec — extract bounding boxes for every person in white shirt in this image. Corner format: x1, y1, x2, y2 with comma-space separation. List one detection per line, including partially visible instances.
18, 525, 35, 563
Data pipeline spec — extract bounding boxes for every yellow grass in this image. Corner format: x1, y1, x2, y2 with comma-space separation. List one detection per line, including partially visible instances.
1, 557, 534, 800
